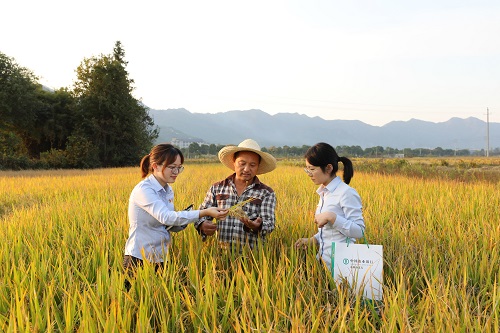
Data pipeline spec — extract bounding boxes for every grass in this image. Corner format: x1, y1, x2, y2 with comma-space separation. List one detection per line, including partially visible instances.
0, 160, 499, 332
282, 156, 500, 183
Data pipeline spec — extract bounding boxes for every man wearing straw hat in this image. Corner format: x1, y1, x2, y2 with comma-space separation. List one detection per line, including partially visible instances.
195, 139, 277, 249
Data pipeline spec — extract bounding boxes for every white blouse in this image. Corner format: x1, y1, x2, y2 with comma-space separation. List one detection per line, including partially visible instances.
124, 174, 200, 262
313, 176, 365, 270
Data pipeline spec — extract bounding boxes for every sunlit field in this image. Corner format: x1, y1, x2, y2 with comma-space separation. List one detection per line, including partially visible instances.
0, 160, 499, 332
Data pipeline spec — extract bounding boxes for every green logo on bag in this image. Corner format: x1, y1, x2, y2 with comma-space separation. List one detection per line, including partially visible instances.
343, 258, 349, 265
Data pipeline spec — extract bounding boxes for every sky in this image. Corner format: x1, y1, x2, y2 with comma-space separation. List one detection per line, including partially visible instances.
2, 0, 499, 126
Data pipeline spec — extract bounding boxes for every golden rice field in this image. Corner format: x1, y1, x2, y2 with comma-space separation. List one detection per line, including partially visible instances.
0, 160, 499, 332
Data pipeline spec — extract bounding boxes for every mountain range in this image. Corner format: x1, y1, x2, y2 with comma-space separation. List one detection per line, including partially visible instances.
149, 108, 499, 150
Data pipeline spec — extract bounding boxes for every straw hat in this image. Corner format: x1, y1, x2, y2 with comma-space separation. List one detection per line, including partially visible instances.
218, 139, 277, 175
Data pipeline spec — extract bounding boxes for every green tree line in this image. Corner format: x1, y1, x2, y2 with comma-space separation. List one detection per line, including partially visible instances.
183, 142, 499, 158
0, 41, 158, 170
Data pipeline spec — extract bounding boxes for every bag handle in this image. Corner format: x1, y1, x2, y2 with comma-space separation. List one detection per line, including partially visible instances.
346, 228, 369, 248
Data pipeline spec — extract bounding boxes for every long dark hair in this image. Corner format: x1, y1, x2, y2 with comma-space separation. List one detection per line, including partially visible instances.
305, 142, 354, 184
139, 143, 184, 178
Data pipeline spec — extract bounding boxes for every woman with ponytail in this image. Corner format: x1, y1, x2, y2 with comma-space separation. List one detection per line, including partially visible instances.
294, 142, 365, 270
123, 143, 228, 274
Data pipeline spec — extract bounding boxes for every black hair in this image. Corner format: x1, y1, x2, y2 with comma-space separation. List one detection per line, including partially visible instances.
304, 142, 354, 184
139, 143, 184, 178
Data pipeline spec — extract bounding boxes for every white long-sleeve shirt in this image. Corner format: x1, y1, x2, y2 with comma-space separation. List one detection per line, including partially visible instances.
313, 176, 365, 270
124, 174, 200, 262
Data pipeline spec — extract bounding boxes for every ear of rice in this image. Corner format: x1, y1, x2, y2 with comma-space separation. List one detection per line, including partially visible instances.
227, 197, 257, 219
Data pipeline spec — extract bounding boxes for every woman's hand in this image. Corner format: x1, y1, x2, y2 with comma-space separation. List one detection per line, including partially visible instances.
314, 211, 337, 228
201, 207, 228, 220
294, 237, 318, 249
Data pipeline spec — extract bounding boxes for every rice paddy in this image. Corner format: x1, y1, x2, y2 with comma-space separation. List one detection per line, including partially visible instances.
0, 160, 498, 332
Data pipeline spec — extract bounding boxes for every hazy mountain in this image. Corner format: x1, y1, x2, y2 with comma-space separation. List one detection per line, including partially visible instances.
148, 108, 499, 150
155, 126, 205, 144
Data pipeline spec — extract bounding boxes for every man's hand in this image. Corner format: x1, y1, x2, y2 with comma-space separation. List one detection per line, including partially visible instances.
241, 216, 262, 232
199, 221, 217, 236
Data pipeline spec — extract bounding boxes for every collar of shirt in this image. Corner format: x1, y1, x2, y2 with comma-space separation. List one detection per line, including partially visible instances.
146, 174, 171, 193
316, 176, 341, 196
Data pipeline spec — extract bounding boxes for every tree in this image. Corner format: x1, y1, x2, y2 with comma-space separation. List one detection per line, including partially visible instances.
32, 88, 76, 156
72, 41, 158, 167
208, 144, 217, 155
433, 147, 444, 157
188, 142, 201, 156
0, 52, 41, 155
197, 144, 206, 155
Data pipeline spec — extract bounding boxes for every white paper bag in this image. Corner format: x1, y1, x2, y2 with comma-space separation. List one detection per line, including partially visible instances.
331, 242, 384, 300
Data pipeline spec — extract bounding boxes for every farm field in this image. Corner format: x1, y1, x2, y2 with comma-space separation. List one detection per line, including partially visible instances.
0, 159, 499, 332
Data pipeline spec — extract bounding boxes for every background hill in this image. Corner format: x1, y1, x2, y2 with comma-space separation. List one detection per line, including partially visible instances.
149, 108, 499, 150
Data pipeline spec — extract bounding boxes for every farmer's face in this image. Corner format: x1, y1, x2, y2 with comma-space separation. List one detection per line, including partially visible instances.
234, 151, 260, 183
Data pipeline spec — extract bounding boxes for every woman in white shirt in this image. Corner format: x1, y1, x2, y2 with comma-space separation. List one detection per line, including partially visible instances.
123, 143, 227, 273
295, 142, 365, 270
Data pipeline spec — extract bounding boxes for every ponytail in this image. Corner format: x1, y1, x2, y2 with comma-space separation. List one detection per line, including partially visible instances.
140, 154, 151, 178
339, 156, 353, 184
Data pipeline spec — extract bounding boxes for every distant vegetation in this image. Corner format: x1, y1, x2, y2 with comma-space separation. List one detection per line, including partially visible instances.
186, 156, 500, 184
181, 142, 499, 160
283, 157, 500, 184
0, 42, 158, 170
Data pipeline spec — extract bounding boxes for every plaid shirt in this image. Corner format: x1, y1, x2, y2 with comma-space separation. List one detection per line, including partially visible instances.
195, 174, 276, 248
